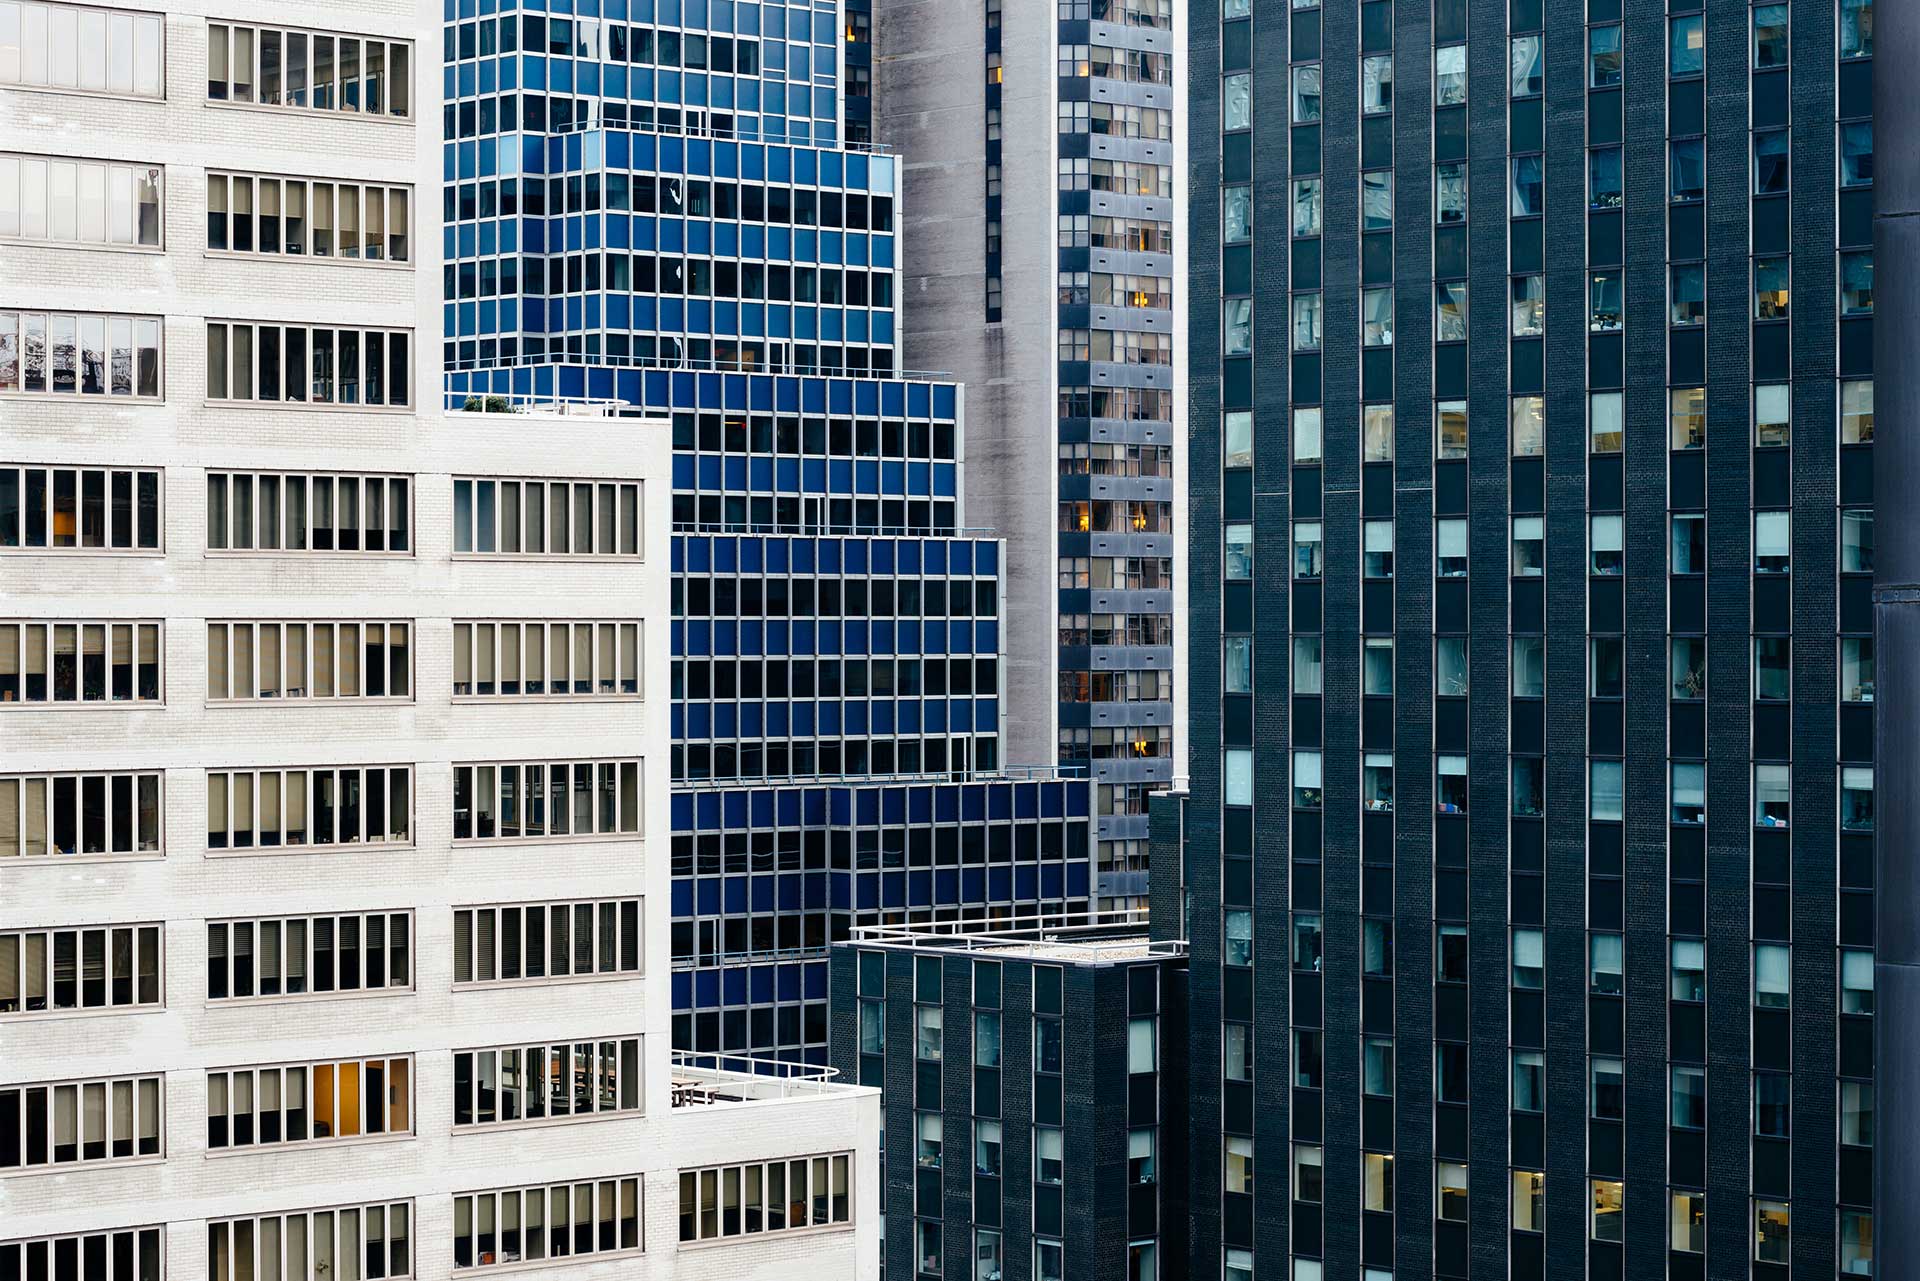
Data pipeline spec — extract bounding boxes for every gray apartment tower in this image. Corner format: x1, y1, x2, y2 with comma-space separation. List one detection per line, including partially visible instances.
870, 0, 1186, 907
1159, 0, 1881, 1278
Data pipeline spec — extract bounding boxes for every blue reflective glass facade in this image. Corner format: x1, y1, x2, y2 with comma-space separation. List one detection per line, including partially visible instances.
442, 0, 1093, 1064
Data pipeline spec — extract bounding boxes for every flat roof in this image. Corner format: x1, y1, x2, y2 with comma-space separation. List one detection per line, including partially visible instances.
848, 911, 1185, 966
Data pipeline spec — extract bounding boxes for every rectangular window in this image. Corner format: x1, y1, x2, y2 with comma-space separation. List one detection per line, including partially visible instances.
0, 1071, 163, 1169
209, 1203, 411, 1281
209, 21, 410, 116
0, 310, 161, 397
0, 620, 161, 704
452, 899, 642, 985
206, 912, 411, 1001
0, 2, 165, 97
454, 1179, 640, 1268
206, 472, 409, 554
2, 464, 162, 551
206, 1055, 412, 1147
206, 321, 408, 407
2, 1225, 165, 1281
452, 621, 642, 698
1436, 401, 1469, 459
0, 154, 161, 247
675, 1155, 850, 1242
0, 923, 162, 1016
451, 760, 642, 842
0, 769, 163, 858
451, 477, 643, 558
452, 1038, 641, 1127
207, 172, 410, 261
205, 765, 412, 850
205, 621, 410, 701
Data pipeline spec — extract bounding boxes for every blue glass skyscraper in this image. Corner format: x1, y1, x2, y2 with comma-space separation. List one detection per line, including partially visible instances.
440, 0, 1093, 1063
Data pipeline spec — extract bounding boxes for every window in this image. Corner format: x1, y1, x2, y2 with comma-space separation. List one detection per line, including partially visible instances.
1841, 379, 1874, 444
1225, 636, 1253, 693
1588, 270, 1623, 331
453, 622, 640, 698
454, 900, 641, 986
1511, 929, 1544, 989
0, 309, 162, 396
1363, 1153, 1394, 1211
207, 471, 409, 554
1435, 637, 1467, 698
1436, 755, 1467, 814
1434, 45, 1466, 104
1512, 1171, 1546, 1232
1841, 1210, 1874, 1276
1511, 757, 1544, 816
1292, 521, 1323, 580
210, 1203, 410, 1281
206, 620, 409, 701
1509, 155, 1544, 216
1841, 0, 1874, 56
1292, 750, 1322, 809
1435, 281, 1468, 342
1671, 636, 1706, 701
1362, 520, 1394, 578
464, 1177, 642, 1264
1754, 636, 1791, 702
1588, 25, 1622, 86
1754, 1072, 1791, 1137
0, 1072, 161, 1169
1754, 1201, 1790, 1264
1362, 55, 1393, 113
1222, 72, 1251, 130
1362, 638, 1393, 695
1671, 762, 1705, 824
0, 1, 164, 97
1285, 1143, 1316, 1201
1751, 3, 1788, 66
1512, 636, 1546, 698
0, 464, 160, 552
1669, 138, 1706, 202
1842, 636, 1874, 703
1842, 509, 1874, 574
453, 1038, 641, 1127
1588, 516, 1623, 576
1225, 910, 1253, 967
1435, 162, 1467, 224
1751, 384, 1791, 447
0, 620, 161, 704
0, 154, 161, 247
1293, 636, 1322, 694
1224, 411, 1253, 467
1435, 518, 1467, 579
6, 1226, 164, 1281
1589, 1057, 1624, 1120
1510, 396, 1544, 456
1511, 275, 1545, 337
451, 760, 641, 841
1670, 263, 1706, 325
1755, 763, 1791, 827
1669, 14, 1704, 74
1509, 35, 1544, 96
206, 765, 411, 850
1363, 1037, 1393, 1097
0, 770, 161, 858
1754, 945, 1791, 1009
1035, 1127, 1064, 1183
1436, 1162, 1468, 1222
1754, 511, 1790, 574
1293, 407, 1324, 463
1362, 287, 1394, 346
0, 923, 161, 1016
1223, 185, 1252, 242
453, 477, 643, 557
1511, 517, 1544, 577
915, 1004, 942, 1061
973, 1118, 1003, 1178
1225, 749, 1254, 807
1512, 1051, 1545, 1112
206, 1056, 412, 1147
207, 173, 410, 261
1753, 130, 1789, 195
1841, 1081, 1874, 1146
1671, 939, 1706, 1001
1224, 1025, 1254, 1082
1223, 524, 1253, 580
1670, 387, 1705, 449
1291, 293, 1323, 351
208, 22, 412, 117
1436, 400, 1468, 458
206, 322, 409, 407
1590, 1180, 1624, 1241
1035, 1241, 1064, 1281
1293, 914, 1322, 971
1291, 65, 1321, 122
1588, 933, 1624, 996
1841, 251, 1874, 316
1840, 121, 1874, 188
1670, 1064, 1708, 1130
1589, 760, 1623, 821
1291, 178, 1323, 237
1842, 949, 1875, 1015
1223, 298, 1252, 355
207, 912, 410, 1001
1589, 147, 1624, 209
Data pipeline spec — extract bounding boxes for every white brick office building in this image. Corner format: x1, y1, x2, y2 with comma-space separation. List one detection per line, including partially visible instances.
0, 3, 878, 1278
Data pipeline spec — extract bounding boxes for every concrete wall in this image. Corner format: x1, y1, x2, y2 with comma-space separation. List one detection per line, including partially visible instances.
873, 0, 1061, 769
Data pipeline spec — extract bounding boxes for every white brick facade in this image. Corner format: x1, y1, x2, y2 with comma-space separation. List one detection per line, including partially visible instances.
0, 2, 878, 1276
